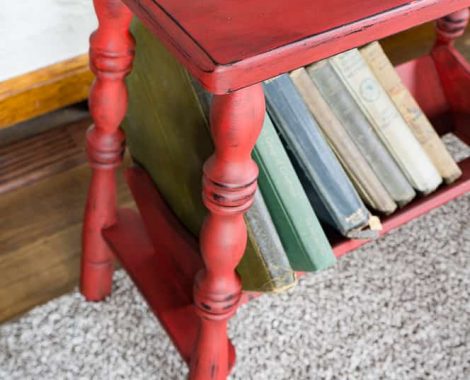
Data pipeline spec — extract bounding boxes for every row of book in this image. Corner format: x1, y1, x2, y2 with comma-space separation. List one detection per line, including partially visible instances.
123, 21, 462, 293
264, 42, 462, 240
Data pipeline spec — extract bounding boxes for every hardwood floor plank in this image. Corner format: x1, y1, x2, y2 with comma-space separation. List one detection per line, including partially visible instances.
0, 161, 134, 322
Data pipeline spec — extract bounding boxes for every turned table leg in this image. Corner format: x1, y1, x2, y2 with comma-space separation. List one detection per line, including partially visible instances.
435, 8, 469, 46
432, 8, 470, 145
81, 0, 135, 301
190, 84, 265, 380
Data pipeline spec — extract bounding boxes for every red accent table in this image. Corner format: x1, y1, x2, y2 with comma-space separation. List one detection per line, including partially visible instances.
81, 1, 470, 379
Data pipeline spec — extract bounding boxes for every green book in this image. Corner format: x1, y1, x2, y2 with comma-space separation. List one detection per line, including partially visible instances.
194, 84, 336, 272
254, 115, 336, 271
123, 19, 296, 292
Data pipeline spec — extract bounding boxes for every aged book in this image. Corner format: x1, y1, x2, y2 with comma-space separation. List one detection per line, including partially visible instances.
306, 61, 416, 207
264, 74, 378, 239
194, 76, 336, 272
360, 42, 462, 184
123, 20, 295, 292
330, 49, 443, 194
290, 67, 397, 215
254, 113, 336, 271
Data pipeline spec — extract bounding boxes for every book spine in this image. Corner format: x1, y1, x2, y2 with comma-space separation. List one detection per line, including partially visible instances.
330, 49, 442, 194
306, 61, 416, 206
264, 74, 372, 238
361, 42, 462, 184
290, 67, 397, 215
124, 20, 295, 292
242, 190, 297, 292
254, 112, 336, 271
192, 86, 297, 292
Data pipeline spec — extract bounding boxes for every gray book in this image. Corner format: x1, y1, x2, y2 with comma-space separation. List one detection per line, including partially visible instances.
194, 80, 336, 272
264, 74, 376, 239
291, 67, 397, 215
244, 190, 299, 291
307, 60, 416, 206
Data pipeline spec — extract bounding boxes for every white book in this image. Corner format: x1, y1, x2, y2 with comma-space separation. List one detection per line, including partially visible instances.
329, 49, 442, 194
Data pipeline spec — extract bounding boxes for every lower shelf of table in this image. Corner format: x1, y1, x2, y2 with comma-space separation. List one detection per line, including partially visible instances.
103, 157, 469, 365
332, 157, 470, 256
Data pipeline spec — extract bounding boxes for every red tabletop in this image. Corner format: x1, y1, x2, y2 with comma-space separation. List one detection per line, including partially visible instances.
152, 0, 412, 65
125, 0, 470, 93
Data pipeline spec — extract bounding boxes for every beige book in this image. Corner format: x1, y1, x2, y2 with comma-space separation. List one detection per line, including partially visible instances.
360, 42, 462, 184
290, 68, 397, 214
330, 49, 442, 194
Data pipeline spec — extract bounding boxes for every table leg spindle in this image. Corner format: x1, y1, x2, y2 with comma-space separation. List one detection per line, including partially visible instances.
190, 84, 265, 380
432, 8, 470, 144
435, 8, 469, 45
81, 0, 135, 301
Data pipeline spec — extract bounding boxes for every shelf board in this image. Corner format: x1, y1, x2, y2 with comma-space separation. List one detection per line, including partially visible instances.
103, 168, 236, 369
125, 0, 470, 93
332, 157, 470, 257
104, 155, 468, 360
104, 208, 200, 365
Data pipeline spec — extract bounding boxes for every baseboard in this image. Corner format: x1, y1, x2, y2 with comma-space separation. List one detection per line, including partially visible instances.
0, 54, 93, 129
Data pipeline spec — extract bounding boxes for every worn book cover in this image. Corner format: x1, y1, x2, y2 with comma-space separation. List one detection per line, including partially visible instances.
291, 67, 397, 214
194, 77, 336, 272
361, 42, 462, 184
123, 20, 295, 292
330, 49, 442, 194
264, 74, 377, 239
306, 61, 416, 206
254, 113, 336, 271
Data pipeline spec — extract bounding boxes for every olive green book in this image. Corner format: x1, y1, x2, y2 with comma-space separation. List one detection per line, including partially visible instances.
123, 19, 295, 292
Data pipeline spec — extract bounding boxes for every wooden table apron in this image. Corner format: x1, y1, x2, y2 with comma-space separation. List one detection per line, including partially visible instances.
80, 1, 470, 379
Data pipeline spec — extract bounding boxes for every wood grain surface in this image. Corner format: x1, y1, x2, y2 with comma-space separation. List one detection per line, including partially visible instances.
0, 152, 134, 322
0, 54, 93, 129
0, 118, 89, 194
127, 0, 470, 93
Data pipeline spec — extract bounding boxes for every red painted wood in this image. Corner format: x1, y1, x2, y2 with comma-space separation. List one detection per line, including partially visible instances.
103, 208, 200, 363
126, 167, 202, 285
190, 85, 265, 380
432, 9, 470, 144
114, 157, 470, 313
333, 157, 470, 257
83, 1, 470, 377
123, 0, 470, 93
140, 0, 411, 65
103, 168, 238, 368
81, 0, 134, 301
395, 55, 453, 135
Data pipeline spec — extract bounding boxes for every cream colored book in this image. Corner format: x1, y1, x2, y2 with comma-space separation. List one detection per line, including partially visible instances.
360, 42, 462, 184
329, 49, 442, 194
306, 60, 416, 207
290, 67, 397, 214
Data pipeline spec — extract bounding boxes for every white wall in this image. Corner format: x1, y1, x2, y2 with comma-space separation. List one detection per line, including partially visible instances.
0, 0, 97, 81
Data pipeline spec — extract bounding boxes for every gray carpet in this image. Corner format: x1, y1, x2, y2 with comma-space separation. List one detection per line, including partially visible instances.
0, 135, 469, 380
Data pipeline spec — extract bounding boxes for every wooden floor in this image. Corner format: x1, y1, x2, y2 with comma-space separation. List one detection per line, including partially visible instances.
0, 22, 469, 323
0, 117, 134, 322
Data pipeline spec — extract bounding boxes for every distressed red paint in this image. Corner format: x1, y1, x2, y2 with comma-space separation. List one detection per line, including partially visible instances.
81, 0, 134, 301
82, 1, 470, 378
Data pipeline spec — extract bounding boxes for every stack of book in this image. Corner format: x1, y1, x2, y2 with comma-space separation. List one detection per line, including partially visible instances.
123, 21, 462, 293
